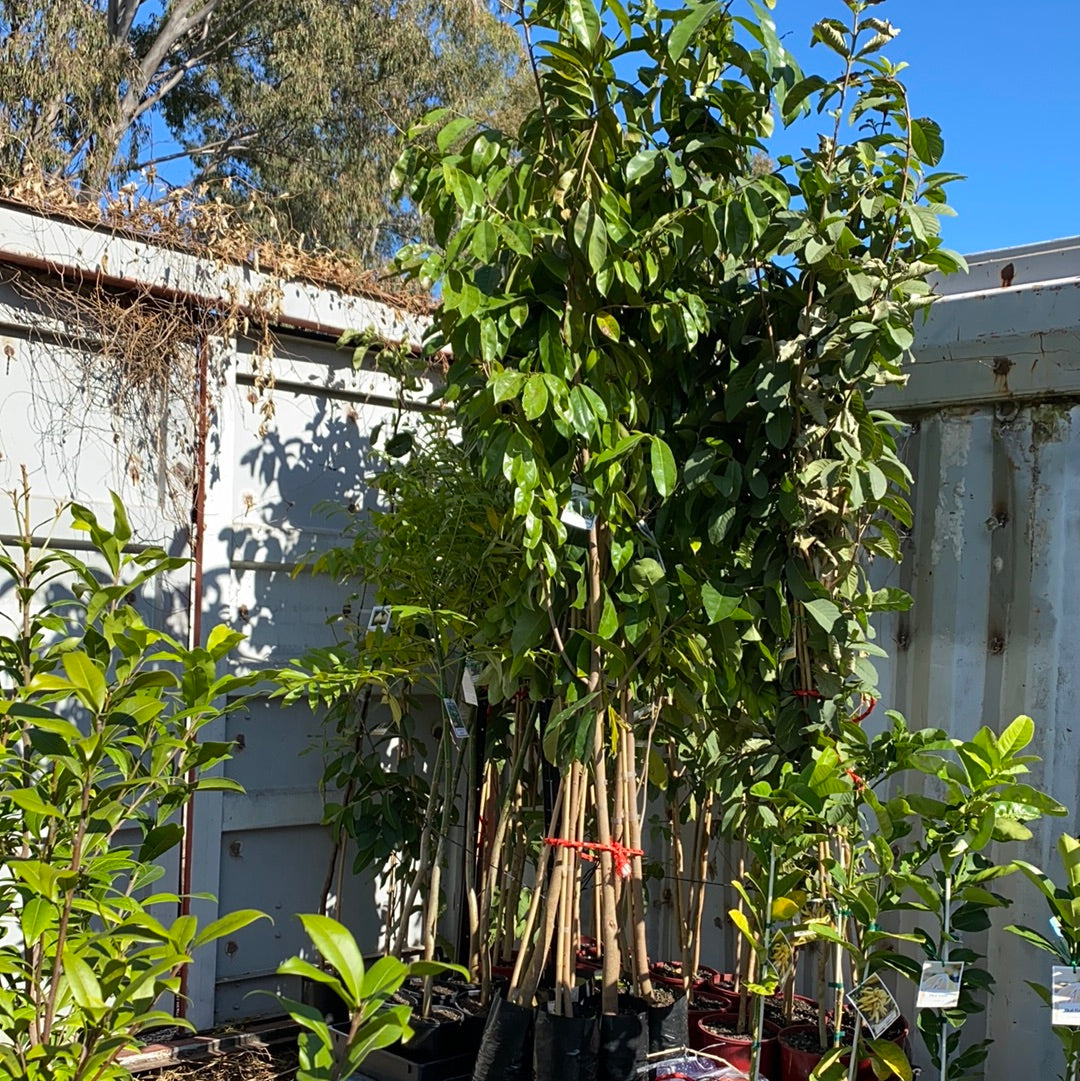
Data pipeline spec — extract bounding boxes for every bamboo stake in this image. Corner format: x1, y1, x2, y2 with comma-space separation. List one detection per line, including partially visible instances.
512, 780, 565, 1004
624, 725, 653, 999
554, 763, 575, 1015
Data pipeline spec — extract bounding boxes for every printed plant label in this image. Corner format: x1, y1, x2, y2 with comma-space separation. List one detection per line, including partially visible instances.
847, 973, 900, 1038
367, 604, 393, 632
1052, 966, 1080, 1026
560, 484, 596, 531
768, 930, 795, 987
461, 664, 479, 706
916, 961, 964, 1009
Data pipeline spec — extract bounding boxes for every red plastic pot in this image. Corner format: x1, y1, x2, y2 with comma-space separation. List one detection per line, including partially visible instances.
688, 985, 739, 1045
697, 1012, 779, 1077
649, 960, 719, 992
778, 1019, 908, 1081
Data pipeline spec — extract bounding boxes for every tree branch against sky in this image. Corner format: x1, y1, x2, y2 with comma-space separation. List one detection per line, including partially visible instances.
0, 0, 531, 257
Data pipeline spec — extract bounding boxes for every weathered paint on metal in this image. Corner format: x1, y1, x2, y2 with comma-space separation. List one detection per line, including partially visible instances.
867, 237, 1080, 1081
0, 206, 433, 1030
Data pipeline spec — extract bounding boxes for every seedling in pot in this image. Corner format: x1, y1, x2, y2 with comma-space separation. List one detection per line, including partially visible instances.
271, 914, 466, 1081
892, 715, 1066, 1081
1007, 833, 1080, 1081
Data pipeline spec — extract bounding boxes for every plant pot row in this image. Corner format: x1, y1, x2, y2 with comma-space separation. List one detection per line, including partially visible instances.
472, 991, 691, 1081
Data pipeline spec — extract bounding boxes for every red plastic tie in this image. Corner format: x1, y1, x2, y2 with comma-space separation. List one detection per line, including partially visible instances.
853, 696, 877, 724
544, 837, 644, 879
845, 767, 866, 792
793, 689, 824, 700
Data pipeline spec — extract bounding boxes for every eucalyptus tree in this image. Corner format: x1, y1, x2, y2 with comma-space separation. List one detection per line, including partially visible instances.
0, 0, 527, 255
394, 0, 963, 1017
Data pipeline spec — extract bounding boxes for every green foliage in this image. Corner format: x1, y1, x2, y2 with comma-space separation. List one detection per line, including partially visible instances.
0, 482, 266, 1081
888, 716, 1066, 1079
273, 915, 466, 1081
394, 0, 964, 780
1007, 834, 1080, 1081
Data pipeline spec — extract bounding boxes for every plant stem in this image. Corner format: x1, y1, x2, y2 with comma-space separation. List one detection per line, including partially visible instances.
750, 846, 776, 1081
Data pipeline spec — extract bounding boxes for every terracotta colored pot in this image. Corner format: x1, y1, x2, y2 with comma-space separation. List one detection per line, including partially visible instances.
688, 986, 740, 1046
778, 1019, 909, 1081
697, 1011, 779, 1077
710, 970, 739, 995
649, 960, 719, 992
576, 935, 602, 973
492, 955, 521, 981
854, 1017, 909, 1081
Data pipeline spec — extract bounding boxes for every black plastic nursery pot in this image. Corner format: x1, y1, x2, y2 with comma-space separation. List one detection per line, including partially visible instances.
533, 1005, 600, 1081
646, 988, 688, 1055
402, 1003, 467, 1063
590, 995, 648, 1081
472, 993, 535, 1081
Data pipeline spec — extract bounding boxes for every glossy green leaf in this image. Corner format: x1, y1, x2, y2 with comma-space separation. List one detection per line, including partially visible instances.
668, 1, 720, 61
567, 0, 601, 51
650, 437, 676, 497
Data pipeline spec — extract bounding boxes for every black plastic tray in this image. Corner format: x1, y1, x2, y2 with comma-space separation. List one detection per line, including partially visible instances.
355, 1048, 476, 1081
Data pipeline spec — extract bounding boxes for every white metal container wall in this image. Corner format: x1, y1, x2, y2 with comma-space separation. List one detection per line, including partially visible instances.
870, 237, 1080, 1081
194, 329, 438, 1028
0, 203, 434, 1031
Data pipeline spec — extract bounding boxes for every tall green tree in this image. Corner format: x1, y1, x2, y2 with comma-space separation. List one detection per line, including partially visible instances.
0, 0, 528, 255
394, 0, 963, 1016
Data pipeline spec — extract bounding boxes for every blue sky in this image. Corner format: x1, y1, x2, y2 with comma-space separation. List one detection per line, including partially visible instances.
763, 1, 1080, 256
142, 1, 1075, 259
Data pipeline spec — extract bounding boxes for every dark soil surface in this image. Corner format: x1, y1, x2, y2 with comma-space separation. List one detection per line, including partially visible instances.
647, 987, 677, 1007
781, 1026, 839, 1053
651, 961, 713, 981
763, 997, 818, 1028
459, 997, 489, 1017
780, 1014, 905, 1053
424, 1005, 463, 1024
701, 1020, 750, 1041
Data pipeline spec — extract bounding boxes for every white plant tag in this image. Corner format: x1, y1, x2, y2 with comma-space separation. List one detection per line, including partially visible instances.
367, 605, 392, 632
560, 484, 595, 531
443, 698, 468, 743
461, 665, 479, 706
916, 961, 964, 1009
847, 973, 901, 1038
1052, 966, 1080, 1026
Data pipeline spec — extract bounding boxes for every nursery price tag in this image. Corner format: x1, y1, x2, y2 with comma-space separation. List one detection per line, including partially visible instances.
367, 604, 392, 633
560, 484, 596, 531
847, 973, 900, 1038
461, 665, 478, 707
443, 698, 468, 743
916, 961, 964, 1009
1052, 966, 1080, 1026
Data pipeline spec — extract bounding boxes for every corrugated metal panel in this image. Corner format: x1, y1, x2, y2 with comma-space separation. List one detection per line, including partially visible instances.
866, 239, 1080, 1081
0, 207, 434, 1031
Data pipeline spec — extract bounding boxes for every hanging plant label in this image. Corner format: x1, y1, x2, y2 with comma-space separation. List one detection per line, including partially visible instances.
443, 697, 468, 742
461, 664, 479, 706
560, 484, 595, 531
768, 929, 795, 986
367, 604, 393, 632
916, 961, 964, 1009
1052, 966, 1080, 1025
847, 973, 900, 1038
